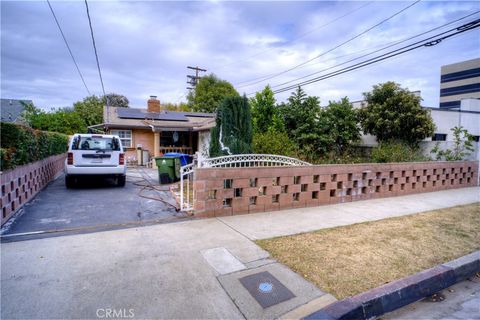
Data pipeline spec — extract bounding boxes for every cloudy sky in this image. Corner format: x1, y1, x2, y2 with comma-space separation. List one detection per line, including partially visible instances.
1, 0, 479, 110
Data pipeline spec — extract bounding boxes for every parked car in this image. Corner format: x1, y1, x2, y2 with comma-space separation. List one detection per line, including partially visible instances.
64, 134, 126, 188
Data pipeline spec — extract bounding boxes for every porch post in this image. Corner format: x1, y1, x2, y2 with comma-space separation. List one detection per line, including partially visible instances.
154, 132, 160, 157
189, 131, 193, 154
152, 131, 160, 168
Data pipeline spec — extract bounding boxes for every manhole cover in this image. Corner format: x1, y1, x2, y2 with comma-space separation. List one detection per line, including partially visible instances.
239, 271, 295, 308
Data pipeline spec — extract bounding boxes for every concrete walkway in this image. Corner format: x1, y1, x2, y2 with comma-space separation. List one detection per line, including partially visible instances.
219, 186, 480, 240
1, 187, 478, 319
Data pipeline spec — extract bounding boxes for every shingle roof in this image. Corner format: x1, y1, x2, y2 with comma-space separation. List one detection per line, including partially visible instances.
97, 106, 216, 132
0, 99, 32, 123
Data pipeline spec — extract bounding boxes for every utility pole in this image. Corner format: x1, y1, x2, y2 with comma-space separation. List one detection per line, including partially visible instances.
187, 66, 207, 90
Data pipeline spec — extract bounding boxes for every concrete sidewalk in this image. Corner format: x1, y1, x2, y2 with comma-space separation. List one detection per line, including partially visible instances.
1, 187, 478, 319
219, 186, 480, 240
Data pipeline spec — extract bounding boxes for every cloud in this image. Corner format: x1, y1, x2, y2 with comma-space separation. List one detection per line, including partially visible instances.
1, 0, 479, 111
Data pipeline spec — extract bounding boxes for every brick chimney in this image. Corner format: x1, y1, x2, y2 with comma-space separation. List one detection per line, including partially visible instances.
147, 95, 161, 113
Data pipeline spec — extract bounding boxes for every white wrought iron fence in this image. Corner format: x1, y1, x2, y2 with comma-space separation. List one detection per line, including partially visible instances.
200, 154, 311, 168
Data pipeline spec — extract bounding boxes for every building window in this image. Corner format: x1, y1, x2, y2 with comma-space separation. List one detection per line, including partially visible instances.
111, 130, 132, 148
432, 133, 447, 141
472, 136, 480, 142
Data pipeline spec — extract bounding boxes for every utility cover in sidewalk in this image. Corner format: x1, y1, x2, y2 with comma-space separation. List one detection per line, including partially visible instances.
239, 271, 295, 308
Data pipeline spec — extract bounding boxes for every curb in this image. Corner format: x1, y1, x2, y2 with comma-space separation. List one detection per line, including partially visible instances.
304, 251, 480, 320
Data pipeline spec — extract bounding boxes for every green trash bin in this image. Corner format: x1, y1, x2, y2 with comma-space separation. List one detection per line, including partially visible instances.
155, 156, 181, 184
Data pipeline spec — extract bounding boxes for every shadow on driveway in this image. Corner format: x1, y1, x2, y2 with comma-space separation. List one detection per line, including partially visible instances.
1, 169, 191, 242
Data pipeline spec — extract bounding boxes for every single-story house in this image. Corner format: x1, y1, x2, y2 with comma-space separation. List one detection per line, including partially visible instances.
1, 98, 32, 123
89, 96, 215, 165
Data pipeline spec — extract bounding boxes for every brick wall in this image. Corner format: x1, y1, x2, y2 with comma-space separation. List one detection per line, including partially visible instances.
193, 161, 479, 218
1, 154, 66, 225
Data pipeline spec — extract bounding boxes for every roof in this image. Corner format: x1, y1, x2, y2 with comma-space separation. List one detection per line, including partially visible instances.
0, 99, 32, 123
93, 106, 216, 132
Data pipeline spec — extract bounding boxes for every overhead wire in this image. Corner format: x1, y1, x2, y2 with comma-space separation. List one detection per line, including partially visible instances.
46, 0, 91, 95
236, 0, 422, 89
84, 0, 106, 97
265, 10, 480, 91
273, 21, 480, 94
270, 19, 480, 94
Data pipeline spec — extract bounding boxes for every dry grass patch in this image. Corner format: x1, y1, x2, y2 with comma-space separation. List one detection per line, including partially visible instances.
256, 203, 480, 299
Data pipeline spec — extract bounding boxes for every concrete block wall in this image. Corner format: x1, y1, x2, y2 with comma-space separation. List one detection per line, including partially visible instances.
193, 161, 478, 218
1, 154, 66, 225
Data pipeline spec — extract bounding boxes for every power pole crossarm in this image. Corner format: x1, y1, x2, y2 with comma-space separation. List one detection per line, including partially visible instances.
186, 66, 207, 91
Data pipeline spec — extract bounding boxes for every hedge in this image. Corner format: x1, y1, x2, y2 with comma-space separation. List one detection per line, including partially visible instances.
1, 122, 69, 171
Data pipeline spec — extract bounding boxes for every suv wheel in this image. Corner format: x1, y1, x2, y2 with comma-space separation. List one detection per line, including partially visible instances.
117, 175, 126, 187
65, 175, 75, 188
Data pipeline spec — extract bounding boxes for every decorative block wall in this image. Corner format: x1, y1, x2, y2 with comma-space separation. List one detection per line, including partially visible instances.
193, 161, 478, 218
1, 154, 66, 226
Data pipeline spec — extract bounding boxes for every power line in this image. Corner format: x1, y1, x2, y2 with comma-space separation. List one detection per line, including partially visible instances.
84, 0, 106, 98
236, 0, 421, 89
272, 21, 479, 94
270, 19, 480, 95
220, 1, 374, 73
46, 0, 91, 95
266, 11, 480, 91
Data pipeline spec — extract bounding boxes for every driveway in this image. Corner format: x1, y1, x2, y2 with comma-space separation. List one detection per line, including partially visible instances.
1, 168, 189, 241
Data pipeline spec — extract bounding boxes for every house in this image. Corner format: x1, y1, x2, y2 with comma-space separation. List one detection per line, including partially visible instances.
88, 96, 216, 165
0, 98, 32, 123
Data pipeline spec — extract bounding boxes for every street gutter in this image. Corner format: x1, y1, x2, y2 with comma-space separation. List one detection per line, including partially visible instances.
304, 250, 480, 320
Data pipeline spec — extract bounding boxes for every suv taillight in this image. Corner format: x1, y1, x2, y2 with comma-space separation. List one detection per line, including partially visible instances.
119, 153, 125, 165
67, 152, 74, 165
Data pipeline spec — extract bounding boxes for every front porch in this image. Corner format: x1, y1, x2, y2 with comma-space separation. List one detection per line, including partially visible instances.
114, 128, 201, 167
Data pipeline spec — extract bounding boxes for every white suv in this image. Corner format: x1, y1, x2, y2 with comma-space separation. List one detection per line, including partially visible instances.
64, 134, 127, 188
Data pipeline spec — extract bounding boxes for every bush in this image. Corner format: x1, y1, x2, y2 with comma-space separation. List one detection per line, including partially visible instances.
0, 122, 69, 170
253, 129, 298, 158
371, 141, 429, 163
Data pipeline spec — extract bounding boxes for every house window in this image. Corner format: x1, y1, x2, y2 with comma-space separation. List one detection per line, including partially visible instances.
472, 136, 480, 142
111, 130, 132, 148
432, 133, 447, 141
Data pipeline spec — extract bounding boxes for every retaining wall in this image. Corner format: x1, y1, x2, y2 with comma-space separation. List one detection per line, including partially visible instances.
1, 154, 66, 225
193, 161, 478, 218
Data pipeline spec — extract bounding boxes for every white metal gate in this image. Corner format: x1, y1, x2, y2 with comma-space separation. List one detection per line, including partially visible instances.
179, 162, 195, 211
179, 154, 311, 211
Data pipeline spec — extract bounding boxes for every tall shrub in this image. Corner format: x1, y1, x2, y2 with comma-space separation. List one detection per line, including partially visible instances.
209, 96, 252, 157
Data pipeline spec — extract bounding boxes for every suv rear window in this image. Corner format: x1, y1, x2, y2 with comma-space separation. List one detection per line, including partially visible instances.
72, 136, 121, 151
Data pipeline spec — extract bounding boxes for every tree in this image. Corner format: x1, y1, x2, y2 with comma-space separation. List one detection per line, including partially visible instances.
21, 103, 87, 134
104, 93, 129, 108
278, 87, 327, 160
162, 102, 192, 112
187, 74, 239, 113
73, 93, 129, 128
431, 126, 475, 161
209, 95, 252, 157
73, 95, 104, 127
250, 85, 284, 133
324, 97, 361, 155
359, 82, 435, 145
